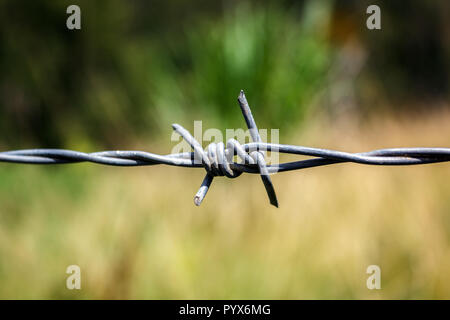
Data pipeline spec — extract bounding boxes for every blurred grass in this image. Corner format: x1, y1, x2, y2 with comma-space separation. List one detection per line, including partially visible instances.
0, 108, 449, 299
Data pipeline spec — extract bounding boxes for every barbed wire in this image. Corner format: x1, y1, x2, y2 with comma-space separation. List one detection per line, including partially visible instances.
0, 90, 449, 207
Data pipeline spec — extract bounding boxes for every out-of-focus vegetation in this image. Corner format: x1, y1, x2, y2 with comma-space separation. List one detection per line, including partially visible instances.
0, 0, 334, 148
0, 109, 449, 299
0, 0, 448, 148
0, 0, 449, 299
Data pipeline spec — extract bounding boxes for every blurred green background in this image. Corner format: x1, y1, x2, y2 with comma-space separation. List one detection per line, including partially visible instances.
0, 0, 449, 299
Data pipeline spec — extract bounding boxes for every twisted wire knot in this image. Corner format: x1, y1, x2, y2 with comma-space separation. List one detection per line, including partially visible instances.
201, 141, 240, 178
171, 90, 279, 207
201, 139, 265, 178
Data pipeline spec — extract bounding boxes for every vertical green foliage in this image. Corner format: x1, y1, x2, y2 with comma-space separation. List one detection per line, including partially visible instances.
172, 1, 333, 132
0, 0, 332, 147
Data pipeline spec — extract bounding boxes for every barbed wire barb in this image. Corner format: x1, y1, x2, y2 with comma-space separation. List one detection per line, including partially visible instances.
0, 90, 449, 207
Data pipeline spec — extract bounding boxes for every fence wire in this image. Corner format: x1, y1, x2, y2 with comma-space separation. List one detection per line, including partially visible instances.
1, 91, 449, 207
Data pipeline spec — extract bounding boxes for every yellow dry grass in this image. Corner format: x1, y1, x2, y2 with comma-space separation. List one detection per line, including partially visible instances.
0, 109, 449, 299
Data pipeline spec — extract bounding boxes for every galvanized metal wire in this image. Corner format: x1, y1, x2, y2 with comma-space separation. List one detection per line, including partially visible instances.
1, 90, 449, 207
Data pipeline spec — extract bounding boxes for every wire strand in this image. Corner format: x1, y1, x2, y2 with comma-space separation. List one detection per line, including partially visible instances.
0, 91, 449, 207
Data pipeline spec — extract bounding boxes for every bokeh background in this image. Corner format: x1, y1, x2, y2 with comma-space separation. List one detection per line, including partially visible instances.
0, 0, 449, 299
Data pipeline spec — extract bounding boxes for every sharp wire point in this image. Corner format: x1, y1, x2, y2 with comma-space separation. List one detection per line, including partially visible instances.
194, 196, 202, 206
